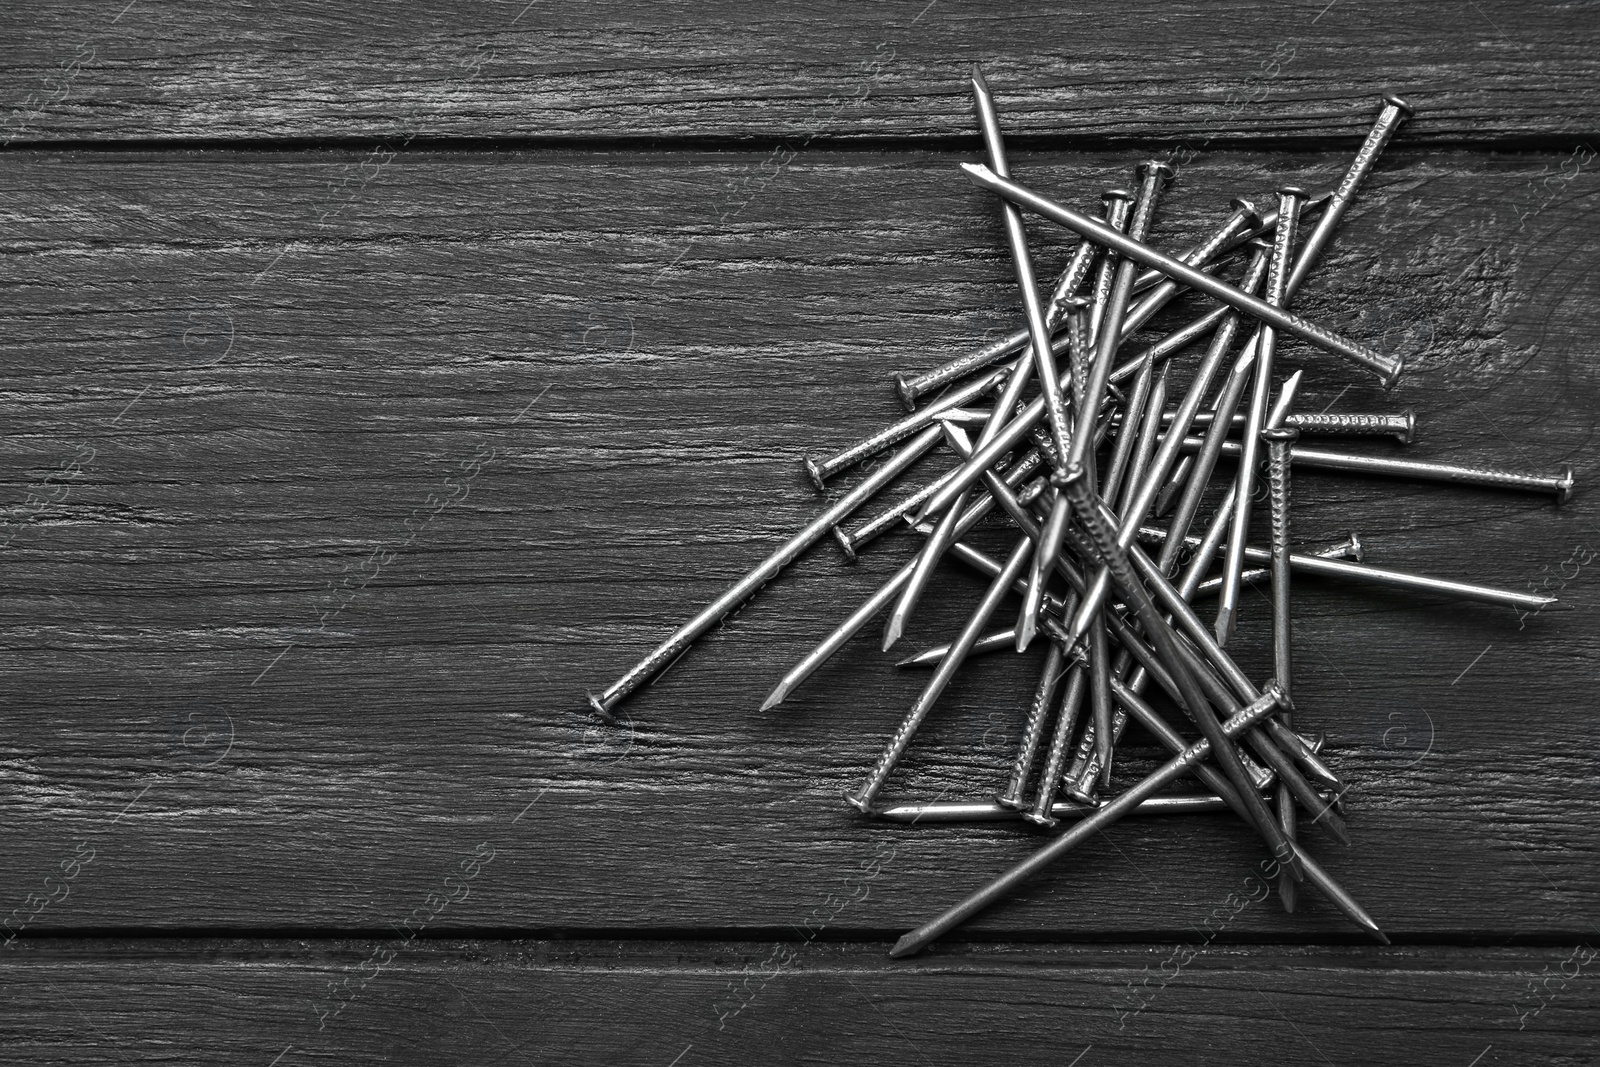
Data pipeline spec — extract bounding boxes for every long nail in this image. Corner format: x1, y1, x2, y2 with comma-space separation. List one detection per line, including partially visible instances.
1217, 186, 1308, 646
1139, 408, 1414, 443
895, 625, 1025, 668
1264, 424, 1300, 911
890, 683, 1292, 957
1181, 439, 1574, 502
879, 793, 1239, 823
959, 163, 1405, 386
1285, 94, 1415, 298
848, 533, 1036, 812
971, 65, 1075, 474
1140, 523, 1556, 612
1156, 334, 1257, 553
589, 420, 945, 721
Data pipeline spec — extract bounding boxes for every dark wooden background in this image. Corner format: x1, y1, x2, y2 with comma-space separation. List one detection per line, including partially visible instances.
1, 2, 1596, 1063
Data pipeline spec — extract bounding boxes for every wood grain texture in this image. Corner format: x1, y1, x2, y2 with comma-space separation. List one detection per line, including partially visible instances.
0, 1, 1597, 144
2, 939, 1597, 1065
0, 148, 1595, 942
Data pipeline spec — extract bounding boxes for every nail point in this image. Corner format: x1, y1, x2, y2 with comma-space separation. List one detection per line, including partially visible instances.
586, 693, 615, 724
1212, 607, 1234, 647
882, 616, 905, 651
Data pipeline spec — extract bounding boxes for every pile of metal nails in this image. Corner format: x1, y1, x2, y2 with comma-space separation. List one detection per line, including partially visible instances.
588, 72, 1571, 957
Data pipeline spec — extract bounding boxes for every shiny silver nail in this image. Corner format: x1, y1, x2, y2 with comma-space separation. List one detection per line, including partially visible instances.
590, 420, 945, 721
1264, 424, 1300, 911
959, 163, 1406, 386
1216, 186, 1308, 646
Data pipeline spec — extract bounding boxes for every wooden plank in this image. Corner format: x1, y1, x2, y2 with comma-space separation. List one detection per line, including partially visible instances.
1, 939, 1596, 1063
1, 1, 1597, 144
0, 148, 1596, 938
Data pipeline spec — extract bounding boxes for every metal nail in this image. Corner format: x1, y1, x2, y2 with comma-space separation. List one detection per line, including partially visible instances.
959, 163, 1406, 386
1156, 329, 1260, 553
1216, 187, 1305, 643
1217, 186, 1308, 645
895, 624, 1028, 668
1099, 355, 1156, 505
878, 792, 1238, 823
1285, 94, 1415, 298
589, 420, 945, 721
972, 65, 1075, 475
1138, 523, 1555, 612
1174, 438, 1574, 502
1125, 408, 1415, 443
1264, 424, 1300, 911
